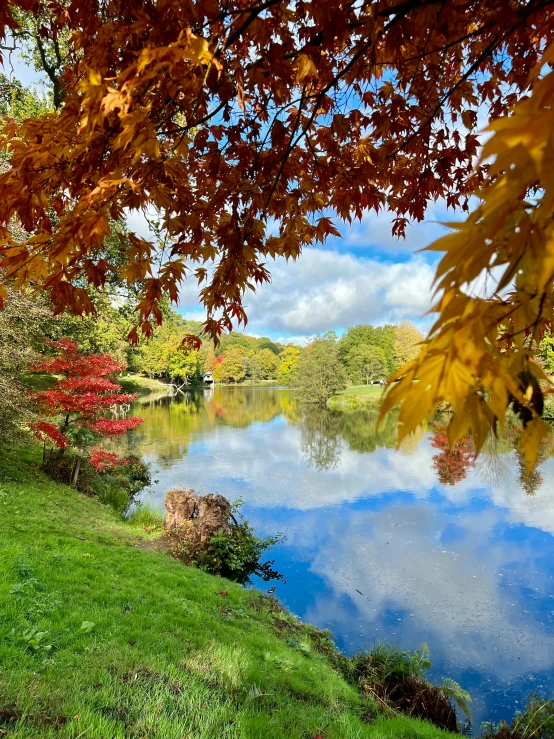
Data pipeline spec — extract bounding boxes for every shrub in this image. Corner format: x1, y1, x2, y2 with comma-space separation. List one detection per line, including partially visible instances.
347, 642, 471, 733
42, 452, 151, 513
167, 499, 285, 585
195, 521, 285, 584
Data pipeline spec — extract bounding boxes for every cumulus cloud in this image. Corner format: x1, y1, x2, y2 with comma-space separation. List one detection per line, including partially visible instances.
242, 250, 437, 337
301, 503, 554, 724
345, 198, 450, 253
124, 201, 441, 339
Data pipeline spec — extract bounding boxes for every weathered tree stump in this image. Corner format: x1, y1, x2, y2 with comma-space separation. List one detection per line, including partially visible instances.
163, 486, 233, 549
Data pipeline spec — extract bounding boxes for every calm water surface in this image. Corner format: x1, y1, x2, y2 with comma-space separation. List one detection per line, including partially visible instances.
121, 386, 554, 726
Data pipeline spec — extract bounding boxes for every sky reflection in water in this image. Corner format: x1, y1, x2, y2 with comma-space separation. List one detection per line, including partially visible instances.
122, 386, 554, 725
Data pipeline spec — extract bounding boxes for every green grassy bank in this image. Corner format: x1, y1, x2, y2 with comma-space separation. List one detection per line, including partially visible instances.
0, 446, 457, 739
327, 385, 383, 412
118, 373, 171, 395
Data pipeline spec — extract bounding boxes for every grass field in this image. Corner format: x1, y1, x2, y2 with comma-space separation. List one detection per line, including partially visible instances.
118, 373, 171, 395
327, 385, 384, 411
0, 445, 457, 738
338, 385, 384, 397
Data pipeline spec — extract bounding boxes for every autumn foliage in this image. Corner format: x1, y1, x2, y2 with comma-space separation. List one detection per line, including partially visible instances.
30, 339, 143, 471
0, 0, 552, 347
381, 42, 554, 471
1, 1, 554, 464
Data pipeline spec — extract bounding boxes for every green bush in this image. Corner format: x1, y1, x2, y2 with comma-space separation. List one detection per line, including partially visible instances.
168, 500, 286, 585
197, 520, 285, 584
347, 642, 471, 731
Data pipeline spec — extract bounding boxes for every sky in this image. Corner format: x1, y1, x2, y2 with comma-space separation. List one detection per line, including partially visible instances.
7, 45, 457, 346
133, 200, 453, 346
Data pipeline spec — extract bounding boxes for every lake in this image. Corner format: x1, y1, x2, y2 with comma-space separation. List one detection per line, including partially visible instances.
121, 386, 554, 727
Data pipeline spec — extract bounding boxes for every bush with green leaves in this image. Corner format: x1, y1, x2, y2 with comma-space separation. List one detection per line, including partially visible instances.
196, 520, 285, 585
170, 499, 285, 585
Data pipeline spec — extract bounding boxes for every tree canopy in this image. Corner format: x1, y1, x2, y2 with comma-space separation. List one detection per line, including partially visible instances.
0, 0, 552, 344
2, 1, 554, 463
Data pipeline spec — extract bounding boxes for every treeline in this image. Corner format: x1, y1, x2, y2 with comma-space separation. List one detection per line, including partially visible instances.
131, 314, 424, 390
130, 311, 301, 385
296, 324, 423, 403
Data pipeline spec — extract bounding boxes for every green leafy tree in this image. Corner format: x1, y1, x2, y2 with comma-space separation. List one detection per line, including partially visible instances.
298, 335, 346, 403
243, 351, 262, 383
255, 338, 281, 356
256, 348, 280, 380
348, 344, 387, 384
49, 292, 132, 367
213, 348, 247, 384
0, 73, 51, 120
338, 325, 396, 379
278, 346, 301, 386
204, 346, 216, 372
539, 333, 554, 374
0, 287, 51, 442
136, 314, 200, 382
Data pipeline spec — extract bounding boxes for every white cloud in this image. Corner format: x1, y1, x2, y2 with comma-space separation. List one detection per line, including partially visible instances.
243, 250, 437, 337
346, 198, 451, 253
176, 249, 437, 339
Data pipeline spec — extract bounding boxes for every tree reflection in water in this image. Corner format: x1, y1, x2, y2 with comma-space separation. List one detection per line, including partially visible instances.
114, 387, 554, 487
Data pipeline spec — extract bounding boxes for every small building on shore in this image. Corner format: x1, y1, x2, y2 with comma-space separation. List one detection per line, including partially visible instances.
202, 371, 214, 385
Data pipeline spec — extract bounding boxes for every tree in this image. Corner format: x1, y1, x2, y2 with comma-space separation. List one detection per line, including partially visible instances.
0, 287, 51, 442
255, 338, 281, 356
381, 42, 554, 471
1, 1, 552, 344
339, 325, 396, 378
213, 347, 246, 384
256, 348, 280, 380
394, 322, 423, 367
243, 350, 262, 383
135, 312, 200, 382
30, 339, 143, 483
298, 335, 346, 404
204, 346, 217, 373
348, 344, 387, 384
278, 346, 301, 386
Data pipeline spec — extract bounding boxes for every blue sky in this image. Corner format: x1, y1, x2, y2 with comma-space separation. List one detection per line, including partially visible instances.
7, 45, 456, 345
170, 202, 452, 345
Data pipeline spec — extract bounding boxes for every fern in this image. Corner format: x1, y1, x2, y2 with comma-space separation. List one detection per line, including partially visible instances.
438, 677, 472, 720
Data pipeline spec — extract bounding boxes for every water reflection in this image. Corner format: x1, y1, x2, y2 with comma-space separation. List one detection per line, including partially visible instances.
119, 387, 554, 724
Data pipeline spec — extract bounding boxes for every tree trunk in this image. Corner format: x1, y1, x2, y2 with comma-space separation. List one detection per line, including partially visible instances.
71, 455, 81, 486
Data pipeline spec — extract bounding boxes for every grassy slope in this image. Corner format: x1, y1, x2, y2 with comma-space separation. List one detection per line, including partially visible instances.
118, 373, 170, 395
0, 446, 456, 739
